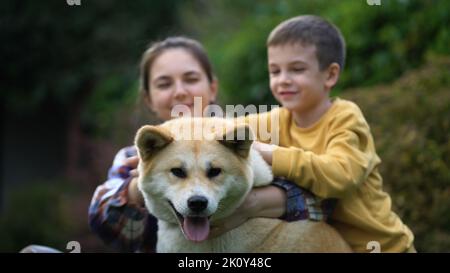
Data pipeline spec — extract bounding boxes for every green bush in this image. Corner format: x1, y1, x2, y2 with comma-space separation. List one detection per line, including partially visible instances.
0, 181, 74, 252
343, 56, 450, 252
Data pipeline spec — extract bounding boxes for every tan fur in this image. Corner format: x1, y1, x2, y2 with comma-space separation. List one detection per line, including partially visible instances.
135, 117, 351, 252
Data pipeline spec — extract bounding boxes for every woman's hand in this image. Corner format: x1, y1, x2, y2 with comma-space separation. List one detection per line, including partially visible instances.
125, 156, 140, 178
209, 185, 286, 239
125, 156, 145, 206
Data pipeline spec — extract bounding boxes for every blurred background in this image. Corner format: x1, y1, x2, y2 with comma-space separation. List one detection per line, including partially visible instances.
1, 0, 449, 252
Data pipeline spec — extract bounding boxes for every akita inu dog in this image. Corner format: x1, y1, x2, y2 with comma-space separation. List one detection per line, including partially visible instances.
135, 117, 351, 252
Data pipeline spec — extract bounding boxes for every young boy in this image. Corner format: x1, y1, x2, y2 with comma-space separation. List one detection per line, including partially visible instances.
248, 15, 415, 252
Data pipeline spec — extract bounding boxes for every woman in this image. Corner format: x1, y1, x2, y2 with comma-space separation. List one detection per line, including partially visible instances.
88, 36, 334, 252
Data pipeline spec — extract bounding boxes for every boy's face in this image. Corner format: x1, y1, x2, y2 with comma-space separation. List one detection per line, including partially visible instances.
268, 43, 332, 116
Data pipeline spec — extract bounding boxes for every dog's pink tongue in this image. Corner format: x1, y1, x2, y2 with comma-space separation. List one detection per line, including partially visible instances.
183, 217, 210, 242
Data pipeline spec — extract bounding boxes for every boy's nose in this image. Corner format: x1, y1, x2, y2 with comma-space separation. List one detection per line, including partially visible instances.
278, 71, 292, 85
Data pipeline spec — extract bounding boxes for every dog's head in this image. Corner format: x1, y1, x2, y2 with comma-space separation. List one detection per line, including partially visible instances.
135, 118, 255, 242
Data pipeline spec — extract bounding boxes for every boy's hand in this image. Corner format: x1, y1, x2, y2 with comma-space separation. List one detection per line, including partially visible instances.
252, 141, 276, 165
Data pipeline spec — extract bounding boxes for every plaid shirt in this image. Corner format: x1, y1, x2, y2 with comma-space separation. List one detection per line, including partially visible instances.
88, 146, 337, 253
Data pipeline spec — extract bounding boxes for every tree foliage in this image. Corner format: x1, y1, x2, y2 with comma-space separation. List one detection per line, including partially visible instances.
1, 0, 181, 133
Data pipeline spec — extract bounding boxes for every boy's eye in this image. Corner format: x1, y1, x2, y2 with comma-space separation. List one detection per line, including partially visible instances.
269, 70, 280, 75
170, 168, 187, 178
185, 77, 199, 84
206, 167, 221, 178
292, 67, 306, 73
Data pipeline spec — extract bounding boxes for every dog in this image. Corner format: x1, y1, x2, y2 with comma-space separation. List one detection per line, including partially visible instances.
135, 117, 351, 252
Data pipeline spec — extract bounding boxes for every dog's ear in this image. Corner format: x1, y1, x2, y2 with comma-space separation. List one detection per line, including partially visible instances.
135, 125, 174, 161
218, 124, 254, 158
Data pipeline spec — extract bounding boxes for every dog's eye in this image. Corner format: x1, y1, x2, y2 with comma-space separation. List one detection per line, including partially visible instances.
170, 168, 187, 178
207, 167, 222, 178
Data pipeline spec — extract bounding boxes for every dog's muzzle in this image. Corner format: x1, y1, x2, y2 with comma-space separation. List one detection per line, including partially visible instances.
168, 197, 211, 243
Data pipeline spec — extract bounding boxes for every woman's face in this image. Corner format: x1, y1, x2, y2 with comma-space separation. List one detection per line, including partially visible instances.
147, 48, 217, 121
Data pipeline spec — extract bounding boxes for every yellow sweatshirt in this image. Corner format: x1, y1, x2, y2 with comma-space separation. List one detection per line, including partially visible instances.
244, 98, 414, 252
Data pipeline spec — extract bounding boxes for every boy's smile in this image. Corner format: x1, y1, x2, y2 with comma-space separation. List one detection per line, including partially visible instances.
268, 43, 338, 128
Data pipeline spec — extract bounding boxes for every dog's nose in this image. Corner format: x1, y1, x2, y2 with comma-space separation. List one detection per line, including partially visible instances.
187, 196, 208, 212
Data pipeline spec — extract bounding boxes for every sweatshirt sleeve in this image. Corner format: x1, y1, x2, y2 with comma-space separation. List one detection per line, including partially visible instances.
272, 110, 380, 199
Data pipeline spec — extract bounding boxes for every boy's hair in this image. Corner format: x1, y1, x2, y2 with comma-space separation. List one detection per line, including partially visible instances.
139, 36, 214, 97
267, 15, 346, 71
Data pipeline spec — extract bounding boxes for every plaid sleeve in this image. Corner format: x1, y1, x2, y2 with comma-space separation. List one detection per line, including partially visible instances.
88, 147, 158, 253
271, 177, 337, 222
